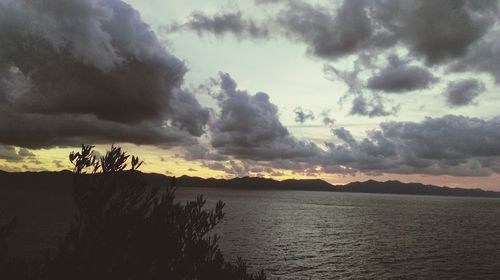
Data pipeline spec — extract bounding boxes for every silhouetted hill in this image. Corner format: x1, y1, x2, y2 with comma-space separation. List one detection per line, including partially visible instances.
0, 170, 499, 198
175, 175, 336, 191
342, 179, 500, 197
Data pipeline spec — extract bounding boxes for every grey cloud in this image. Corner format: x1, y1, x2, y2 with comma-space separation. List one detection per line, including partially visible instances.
18, 148, 35, 157
0, 0, 209, 148
276, 0, 498, 63
209, 72, 322, 161
202, 160, 252, 177
319, 110, 335, 126
220, 0, 497, 67
0, 145, 23, 162
381, 115, 500, 160
293, 114, 500, 177
293, 107, 315, 123
0, 110, 196, 149
183, 145, 227, 161
323, 115, 500, 176
324, 63, 399, 118
167, 11, 269, 39
349, 95, 397, 117
332, 127, 357, 147
173, 0, 499, 72
320, 165, 357, 175
255, 0, 284, 4
449, 27, 500, 83
372, 0, 498, 64
444, 79, 485, 107
168, 89, 210, 136
53, 160, 64, 168
367, 56, 437, 93
0, 145, 34, 162
278, 0, 378, 59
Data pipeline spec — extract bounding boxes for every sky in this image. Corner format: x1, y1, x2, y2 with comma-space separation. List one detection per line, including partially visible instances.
1, 0, 500, 190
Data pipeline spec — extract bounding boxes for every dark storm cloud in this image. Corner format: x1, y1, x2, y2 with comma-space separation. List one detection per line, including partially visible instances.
0, 111, 197, 149
366, 56, 437, 93
208, 72, 322, 161
166, 11, 269, 39
0, 0, 209, 148
444, 79, 485, 107
293, 107, 315, 123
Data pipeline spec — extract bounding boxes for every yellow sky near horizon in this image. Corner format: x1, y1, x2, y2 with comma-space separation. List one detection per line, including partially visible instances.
3, 144, 500, 191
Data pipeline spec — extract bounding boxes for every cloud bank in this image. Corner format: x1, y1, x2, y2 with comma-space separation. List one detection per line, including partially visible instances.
0, 0, 209, 148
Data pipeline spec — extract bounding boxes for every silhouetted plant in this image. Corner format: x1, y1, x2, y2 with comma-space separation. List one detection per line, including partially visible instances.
1, 145, 266, 280
42, 145, 266, 280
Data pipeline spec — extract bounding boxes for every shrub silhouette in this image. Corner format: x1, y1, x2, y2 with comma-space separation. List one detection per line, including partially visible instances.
1, 145, 266, 280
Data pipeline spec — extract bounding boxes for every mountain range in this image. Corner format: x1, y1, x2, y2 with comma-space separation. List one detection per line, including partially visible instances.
1, 170, 499, 198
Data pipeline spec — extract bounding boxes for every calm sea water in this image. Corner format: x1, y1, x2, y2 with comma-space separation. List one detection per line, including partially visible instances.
176, 188, 500, 279
1, 185, 500, 279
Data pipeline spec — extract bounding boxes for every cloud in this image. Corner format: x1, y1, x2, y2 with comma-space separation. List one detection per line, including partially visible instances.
53, 160, 64, 168
166, 11, 269, 39
255, 0, 284, 4
0, 145, 35, 162
366, 56, 437, 93
324, 63, 399, 117
197, 114, 500, 178
208, 72, 322, 161
205, 160, 255, 177
0, 107, 198, 149
18, 148, 35, 158
183, 144, 227, 161
349, 95, 398, 117
277, 0, 382, 59
444, 79, 485, 107
274, 0, 499, 64
293, 107, 315, 123
320, 110, 335, 126
0, 0, 209, 148
323, 115, 500, 176
331, 127, 357, 147
372, 0, 498, 64
449, 27, 500, 83
0, 145, 23, 162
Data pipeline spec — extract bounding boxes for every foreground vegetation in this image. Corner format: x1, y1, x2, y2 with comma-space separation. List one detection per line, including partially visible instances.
0, 145, 266, 280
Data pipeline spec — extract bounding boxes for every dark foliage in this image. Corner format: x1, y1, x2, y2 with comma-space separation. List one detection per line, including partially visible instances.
1, 145, 265, 280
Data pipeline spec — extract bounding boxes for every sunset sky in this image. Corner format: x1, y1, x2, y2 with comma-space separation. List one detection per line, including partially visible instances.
1, 0, 500, 190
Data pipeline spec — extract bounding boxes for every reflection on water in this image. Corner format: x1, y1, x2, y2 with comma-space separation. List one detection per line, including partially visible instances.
176, 188, 500, 279
1, 185, 500, 279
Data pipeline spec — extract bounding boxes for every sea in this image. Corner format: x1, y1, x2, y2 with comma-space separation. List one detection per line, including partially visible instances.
1, 185, 500, 279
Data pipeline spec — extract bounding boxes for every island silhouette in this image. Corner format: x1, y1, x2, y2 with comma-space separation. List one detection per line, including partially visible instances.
2, 170, 498, 198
